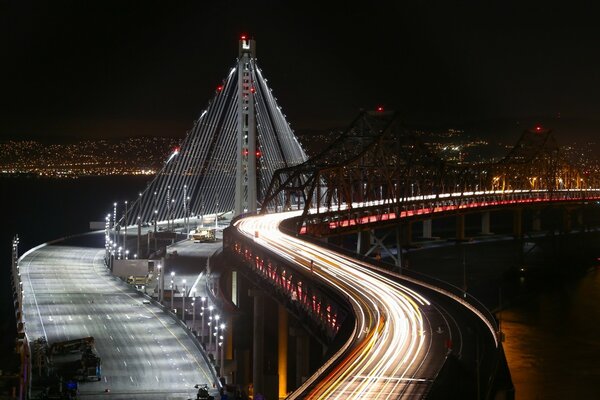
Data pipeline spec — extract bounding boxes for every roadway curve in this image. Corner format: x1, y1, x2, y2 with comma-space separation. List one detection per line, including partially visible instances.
235, 211, 498, 399
20, 238, 216, 399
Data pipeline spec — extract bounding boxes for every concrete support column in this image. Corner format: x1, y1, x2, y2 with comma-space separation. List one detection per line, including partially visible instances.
513, 209, 523, 238
456, 214, 465, 241
291, 327, 309, 389
422, 219, 433, 239
576, 209, 584, 230
532, 210, 541, 232
249, 290, 265, 396
481, 211, 491, 235
562, 208, 572, 233
356, 230, 371, 255
402, 222, 412, 245
278, 305, 288, 398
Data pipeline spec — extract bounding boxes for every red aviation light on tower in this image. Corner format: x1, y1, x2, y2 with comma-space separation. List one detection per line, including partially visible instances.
240, 34, 247, 40
376, 106, 384, 113
255, 150, 262, 158
216, 85, 223, 92
535, 125, 542, 132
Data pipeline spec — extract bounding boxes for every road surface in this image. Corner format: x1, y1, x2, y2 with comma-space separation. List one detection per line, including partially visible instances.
235, 211, 498, 399
20, 240, 216, 399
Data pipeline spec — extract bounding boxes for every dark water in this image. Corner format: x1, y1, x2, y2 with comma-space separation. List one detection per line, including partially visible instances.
2, 177, 600, 399
0, 176, 149, 364
500, 266, 600, 399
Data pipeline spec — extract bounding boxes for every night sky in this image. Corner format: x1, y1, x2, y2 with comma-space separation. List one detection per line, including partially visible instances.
1, 1, 599, 142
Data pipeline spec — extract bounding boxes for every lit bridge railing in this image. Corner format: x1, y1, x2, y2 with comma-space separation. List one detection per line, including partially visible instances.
298, 188, 600, 235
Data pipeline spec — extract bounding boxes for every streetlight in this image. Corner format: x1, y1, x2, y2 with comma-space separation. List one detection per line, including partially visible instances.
214, 314, 220, 355
219, 323, 226, 377
192, 290, 196, 332
156, 264, 162, 302
113, 202, 117, 248
182, 279, 187, 322
170, 271, 175, 312
201, 297, 206, 343
208, 305, 214, 350
124, 200, 128, 255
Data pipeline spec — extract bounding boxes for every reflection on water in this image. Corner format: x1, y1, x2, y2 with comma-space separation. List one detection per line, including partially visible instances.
501, 267, 600, 399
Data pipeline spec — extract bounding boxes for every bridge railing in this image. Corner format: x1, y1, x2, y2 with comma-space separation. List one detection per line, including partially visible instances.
223, 224, 353, 344
281, 220, 501, 344
300, 188, 600, 234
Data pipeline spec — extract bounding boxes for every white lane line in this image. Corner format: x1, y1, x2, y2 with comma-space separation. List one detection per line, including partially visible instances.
123, 360, 127, 367
109, 335, 114, 341
147, 360, 152, 366
155, 376, 159, 382
129, 376, 133, 382
116, 347, 120, 353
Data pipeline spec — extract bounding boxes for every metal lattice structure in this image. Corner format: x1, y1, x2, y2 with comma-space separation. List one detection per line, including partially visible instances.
261, 110, 448, 218
490, 126, 587, 191
261, 112, 600, 231
123, 37, 307, 226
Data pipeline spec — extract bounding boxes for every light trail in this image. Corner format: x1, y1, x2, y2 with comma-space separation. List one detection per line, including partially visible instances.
235, 212, 440, 399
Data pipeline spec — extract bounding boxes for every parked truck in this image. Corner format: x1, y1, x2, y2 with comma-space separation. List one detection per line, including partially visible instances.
49, 337, 101, 382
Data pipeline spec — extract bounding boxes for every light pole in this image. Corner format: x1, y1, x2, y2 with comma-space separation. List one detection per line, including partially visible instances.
113, 202, 118, 248
156, 264, 162, 302
208, 305, 214, 350
182, 279, 187, 323
201, 297, 206, 343
219, 323, 226, 377
170, 271, 175, 312
124, 200, 128, 254
214, 314, 220, 355
192, 290, 196, 332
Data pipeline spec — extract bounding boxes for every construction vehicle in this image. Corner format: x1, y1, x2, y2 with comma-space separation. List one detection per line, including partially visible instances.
49, 337, 101, 382
192, 228, 216, 243
49, 337, 94, 355
127, 275, 148, 285
75, 348, 102, 381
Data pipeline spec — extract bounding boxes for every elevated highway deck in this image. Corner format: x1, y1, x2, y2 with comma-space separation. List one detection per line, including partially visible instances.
19, 235, 217, 399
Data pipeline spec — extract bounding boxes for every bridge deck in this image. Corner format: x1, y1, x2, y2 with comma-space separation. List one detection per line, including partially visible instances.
20, 239, 216, 399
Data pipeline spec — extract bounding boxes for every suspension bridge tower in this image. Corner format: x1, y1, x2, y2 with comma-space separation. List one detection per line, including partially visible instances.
236, 36, 258, 215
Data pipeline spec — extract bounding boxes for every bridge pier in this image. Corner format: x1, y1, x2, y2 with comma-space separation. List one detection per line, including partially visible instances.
249, 289, 265, 397
278, 305, 288, 398
290, 326, 310, 388
481, 211, 491, 235
513, 209, 523, 238
422, 219, 433, 239
532, 210, 542, 232
456, 214, 465, 241
356, 229, 371, 255
562, 207, 572, 233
